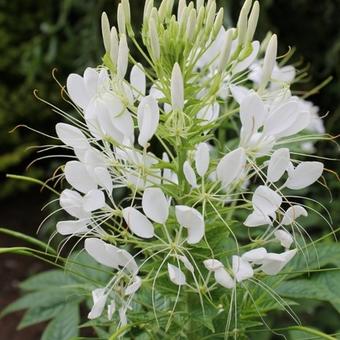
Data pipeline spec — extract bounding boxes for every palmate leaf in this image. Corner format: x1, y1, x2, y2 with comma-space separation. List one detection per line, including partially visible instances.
0, 288, 80, 318
276, 270, 340, 314
41, 303, 80, 340
20, 269, 78, 291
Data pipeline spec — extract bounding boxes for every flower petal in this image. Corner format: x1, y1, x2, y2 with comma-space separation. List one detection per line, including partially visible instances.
130, 63, 146, 99
88, 288, 108, 319
67, 73, 89, 108
183, 161, 197, 188
56, 123, 89, 149
232, 256, 254, 282
125, 276, 142, 296
281, 205, 308, 225
203, 259, 224, 271
216, 147, 247, 188
137, 95, 160, 147
122, 207, 155, 238
285, 161, 323, 190
177, 255, 194, 273
84, 238, 120, 268
167, 263, 186, 285
260, 249, 297, 275
267, 148, 290, 182
195, 143, 210, 177
252, 185, 282, 216
64, 161, 97, 194
56, 220, 89, 235
274, 229, 294, 249
244, 209, 272, 227
242, 247, 267, 264
142, 188, 169, 224
83, 189, 105, 212
214, 268, 235, 289
175, 205, 205, 244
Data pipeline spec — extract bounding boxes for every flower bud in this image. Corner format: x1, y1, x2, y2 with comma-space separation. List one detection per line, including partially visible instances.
186, 8, 197, 41
171, 63, 184, 111
109, 27, 119, 66
117, 34, 129, 78
101, 12, 111, 53
205, 1, 216, 36
246, 1, 259, 42
260, 34, 277, 89
149, 17, 160, 60
121, 0, 131, 29
237, 0, 252, 46
143, 0, 154, 23
117, 3, 126, 35
218, 28, 233, 72
177, 0, 186, 21
212, 8, 224, 38
196, 0, 204, 10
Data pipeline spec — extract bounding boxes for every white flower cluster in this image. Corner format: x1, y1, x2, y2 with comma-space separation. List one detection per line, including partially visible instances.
52, 0, 326, 326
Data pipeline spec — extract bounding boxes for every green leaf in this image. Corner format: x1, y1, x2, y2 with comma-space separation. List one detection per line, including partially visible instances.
0, 289, 80, 318
276, 270, 340, 313
41, 303, 79, 340
18, 303, 66, 329
286, 242, 340, 275
20, 269, 78, 291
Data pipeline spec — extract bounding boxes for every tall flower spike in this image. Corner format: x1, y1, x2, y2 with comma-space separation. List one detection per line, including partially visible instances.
171, 63, 184, 111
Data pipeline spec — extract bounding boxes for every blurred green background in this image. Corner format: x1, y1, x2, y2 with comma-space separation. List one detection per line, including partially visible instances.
0, 0, 339, 339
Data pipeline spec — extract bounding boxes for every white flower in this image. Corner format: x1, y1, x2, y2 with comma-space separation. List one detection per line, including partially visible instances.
242, 247, 267, 264
252, 185, 282, 217
130, 63, 146, 100
124, 276, 142, 296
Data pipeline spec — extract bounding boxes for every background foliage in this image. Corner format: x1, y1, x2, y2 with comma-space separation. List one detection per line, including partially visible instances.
0, 0, 339, 338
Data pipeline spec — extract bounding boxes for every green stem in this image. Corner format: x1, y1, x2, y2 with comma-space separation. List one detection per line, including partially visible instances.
285, 326, 336, 340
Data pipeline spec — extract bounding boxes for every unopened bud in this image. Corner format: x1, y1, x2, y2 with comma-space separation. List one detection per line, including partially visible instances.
143, 0, 154, 23
246, 1, 259, 42
218, 28, 234, 72
117, 3, 126, 35
237, 0, 252, 46
196, 0, 204, 10
171, 63, 184, 111
260, 33, 277, 89
186, 8, 197, 41
213, 8, 224, 38
117, 34, 129, 78
195, 6, 205, 36
205, 1, 216, 35
178, 0, 187, 21
121, 0, 131, 28
110, 27, 119, 66
149, 17, 160, 60
101, 12, 111, 53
